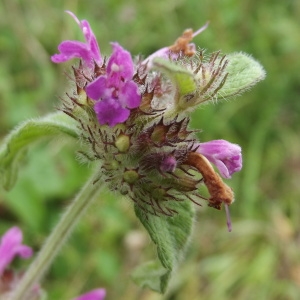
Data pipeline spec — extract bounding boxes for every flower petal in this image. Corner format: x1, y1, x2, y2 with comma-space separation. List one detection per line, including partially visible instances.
51, 12, 102, 67
80, 20, 102, 65
107, 43, 134, 83
0, 227, 33, 276
73, 288, 106, 300
86, 76, 109, 100
51, 41, 91, 64
119, 81, 141, 108
94, 98, 130, 126
211, 159, 231, 179
15, 245, 33, 259
196, 139, 242, 178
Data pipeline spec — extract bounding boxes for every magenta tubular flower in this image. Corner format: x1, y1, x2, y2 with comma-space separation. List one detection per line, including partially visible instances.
86, 43, 141, 126
0, 227, 33, 276
73, 289, 106, 300
196, 139, 242, 178
51, 11, 102, 68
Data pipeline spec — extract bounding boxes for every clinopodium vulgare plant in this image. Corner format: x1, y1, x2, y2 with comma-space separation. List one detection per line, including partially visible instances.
0, 11, 265, 298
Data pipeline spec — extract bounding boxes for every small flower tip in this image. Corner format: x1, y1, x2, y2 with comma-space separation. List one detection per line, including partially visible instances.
192, 21, 210, 38
224, 204, 232, 232
65, 10, 80, 25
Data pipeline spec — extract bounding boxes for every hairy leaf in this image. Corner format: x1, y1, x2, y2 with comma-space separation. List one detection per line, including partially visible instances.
0, 112, 79, 190
153, 58, 197, 97
218, 52, 266, 99
133, 200, 195, 293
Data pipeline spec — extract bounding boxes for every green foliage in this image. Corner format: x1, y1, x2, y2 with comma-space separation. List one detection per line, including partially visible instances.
1, 0, 299, 299
218, 52, 266, 98
153, 58, 197, 97
0, 112, 78, 190
133, 201, 195, 293
152, 53, 266, 114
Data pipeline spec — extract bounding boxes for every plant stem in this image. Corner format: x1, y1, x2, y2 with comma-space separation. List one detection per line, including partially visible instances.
11, 172, 103, 300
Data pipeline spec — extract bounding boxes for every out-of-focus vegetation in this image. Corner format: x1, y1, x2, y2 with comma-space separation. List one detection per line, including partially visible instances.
1, 0, 300, 299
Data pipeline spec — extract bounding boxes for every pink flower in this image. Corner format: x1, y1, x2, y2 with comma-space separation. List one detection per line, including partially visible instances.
0, 227, 32, 277
86, 43, 141, 127
51, 11, 102, 68
0, 227, 106, 299
51, 12, 140, 127
196, 139, 242, 178
73, 288, 106, 300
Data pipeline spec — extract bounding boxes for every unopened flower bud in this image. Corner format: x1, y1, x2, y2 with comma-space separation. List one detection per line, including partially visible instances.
123, 170, 139, 184
160, 156, 177, 173
115, 134, 130, 153
151, 125, 168, 144
77, 88, 89, 106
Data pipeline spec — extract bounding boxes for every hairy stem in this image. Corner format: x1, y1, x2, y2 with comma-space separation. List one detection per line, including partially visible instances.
11, 171, 103, 300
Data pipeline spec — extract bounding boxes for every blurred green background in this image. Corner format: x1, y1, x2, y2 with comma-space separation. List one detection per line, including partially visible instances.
1, 0, 300, 299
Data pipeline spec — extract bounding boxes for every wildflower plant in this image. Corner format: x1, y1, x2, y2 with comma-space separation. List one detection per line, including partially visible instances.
0, 227, 106, 300
0, 11, 265, 299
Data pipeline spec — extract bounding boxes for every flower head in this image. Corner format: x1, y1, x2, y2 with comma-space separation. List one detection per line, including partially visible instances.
86, 43, 141, 126
51, 11, 101, 68
50, 11, 267, 222
196, 139, 242, 178
73, 288, 106, 300
53, 13, 241, 215
0, 226, 32, 277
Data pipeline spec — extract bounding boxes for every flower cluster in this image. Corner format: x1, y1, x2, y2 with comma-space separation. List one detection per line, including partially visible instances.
86, 42, 140, 126
0, 227, 34, 297
0, 227, 106, 300
52, 12, 140, 127
51, 12, 243, 221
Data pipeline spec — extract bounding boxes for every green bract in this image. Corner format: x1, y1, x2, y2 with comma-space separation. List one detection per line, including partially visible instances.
153, 58, 197, 99
219, 52, 266, 98
152, 51, 266, 115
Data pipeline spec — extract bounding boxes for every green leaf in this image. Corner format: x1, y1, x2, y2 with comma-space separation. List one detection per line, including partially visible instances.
133, 200, 195, 293
218, 52, 266, 99
152, 58, 197, 97
0, 112, 79, 190
131, 260, 170, 293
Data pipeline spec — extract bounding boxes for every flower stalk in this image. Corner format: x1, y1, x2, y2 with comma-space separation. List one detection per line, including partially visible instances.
11, 170, 103, 300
